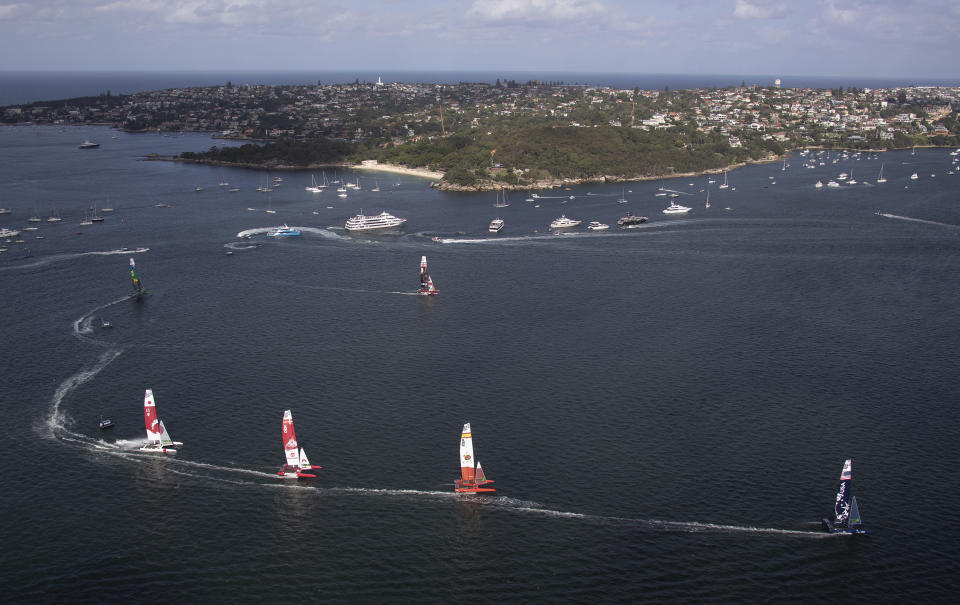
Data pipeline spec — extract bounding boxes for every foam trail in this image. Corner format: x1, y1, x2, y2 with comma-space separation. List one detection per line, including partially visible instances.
236, 226, 349, 241
0, 247, 149, 272
42, 347, 125, 441
72, 294, 133, 342
877, 213, 959, 229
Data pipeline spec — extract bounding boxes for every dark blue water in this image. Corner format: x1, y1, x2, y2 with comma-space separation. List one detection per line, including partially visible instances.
2, 126, 960, 602
2, 70, 958, 106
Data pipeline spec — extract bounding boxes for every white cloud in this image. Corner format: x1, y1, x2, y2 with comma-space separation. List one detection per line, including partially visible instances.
732, 0, 787, 19
466, 0, 606, 23
823, 0, 855, 24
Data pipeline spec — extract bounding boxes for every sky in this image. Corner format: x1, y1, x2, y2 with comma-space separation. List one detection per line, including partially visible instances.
0, 0, 958, 79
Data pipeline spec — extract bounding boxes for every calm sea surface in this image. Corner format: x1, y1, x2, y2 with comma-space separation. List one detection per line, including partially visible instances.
2, 125, 960, 602
2, 70, 959, 106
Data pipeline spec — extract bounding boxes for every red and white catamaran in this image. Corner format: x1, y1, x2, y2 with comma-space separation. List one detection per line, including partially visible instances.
278, 409, 321, 478
418, 255, 438, 296
455, 422, 495, 493
139, 389, 182, 454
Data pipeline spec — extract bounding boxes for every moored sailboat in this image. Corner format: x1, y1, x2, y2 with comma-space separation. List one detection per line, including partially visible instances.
278, 409, 320, 478
418, 255, 438, 296
822, 459, 871, 534
454, 423, 495, 493
139, 389, 182, 454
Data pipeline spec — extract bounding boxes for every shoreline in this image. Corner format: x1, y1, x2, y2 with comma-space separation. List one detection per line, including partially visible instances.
349, 161, 444, 180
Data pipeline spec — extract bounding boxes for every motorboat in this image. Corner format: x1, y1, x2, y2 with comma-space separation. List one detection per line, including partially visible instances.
662, 201, 692, 215
344, 210, 407, 232
549, 215, 581, 229
488, 218, 504, 233
617, 212, 647, 226
587, 221, 609, 231
267, 224, 301, 237
79, 140, 100, 149
99, 417, 114, 430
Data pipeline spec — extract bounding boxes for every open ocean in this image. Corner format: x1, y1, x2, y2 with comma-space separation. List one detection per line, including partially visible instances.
2, 123, 960, 603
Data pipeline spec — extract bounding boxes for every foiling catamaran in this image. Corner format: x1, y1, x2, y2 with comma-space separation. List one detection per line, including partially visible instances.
822, 459, 871, 534
129, 257, 146, 301
278, 409, 320, 478
418, 255, 438, 296
455, 423, 495, 493
139, 389, 182, 454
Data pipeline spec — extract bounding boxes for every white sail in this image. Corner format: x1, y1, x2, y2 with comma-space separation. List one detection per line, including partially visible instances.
459, 423, 476, 482
158, 419, 174, 447
299, 447, 311, 469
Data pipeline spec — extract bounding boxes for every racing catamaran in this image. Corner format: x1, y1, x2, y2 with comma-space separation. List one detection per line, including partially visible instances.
418, 255, 438, 296
129, 257, 146, 301
454, 423, 495, 493
822, 459, 871, 534
278, 409, 320, 478
139, 389, 182, 454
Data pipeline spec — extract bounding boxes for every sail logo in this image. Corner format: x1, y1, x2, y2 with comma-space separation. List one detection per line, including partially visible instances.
463, 454, 471, 460
285, 437, 297, 449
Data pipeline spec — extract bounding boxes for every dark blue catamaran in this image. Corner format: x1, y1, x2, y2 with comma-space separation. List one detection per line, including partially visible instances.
822, 459, 871, 535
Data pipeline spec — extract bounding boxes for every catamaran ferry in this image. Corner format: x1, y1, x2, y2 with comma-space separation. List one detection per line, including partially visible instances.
344, 210, 407, 232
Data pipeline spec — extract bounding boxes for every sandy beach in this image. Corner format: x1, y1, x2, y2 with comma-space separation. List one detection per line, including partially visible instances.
350, 160, 444, 180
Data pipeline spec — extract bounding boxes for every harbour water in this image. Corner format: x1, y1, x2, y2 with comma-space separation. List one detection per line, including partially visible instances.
2, 125, 959, 602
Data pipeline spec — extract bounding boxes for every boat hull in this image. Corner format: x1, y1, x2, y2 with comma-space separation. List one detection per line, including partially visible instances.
821, 518, 871, 535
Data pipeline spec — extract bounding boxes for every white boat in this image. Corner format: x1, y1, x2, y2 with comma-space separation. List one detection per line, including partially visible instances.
718, 171, 729, 189
0, 208, 11, 214
910, 172, 918, 180
139, 389, 182, 454
305, 174, 322, 193
278, 410, 320, 478
46, 210, 62, 223
876, 163, 887, 184
616, 187, 628, 204
838, 172, 848, 180
0, 228, 20, 238
587, 221, 609, 231
268, 224, 301, 237
815, 180, 824, 188
827, 180, 840, 188
549, 215, 581, 229
78, 140, 100, 149
344, 210, 407, 232
493, 189, 509, 208
662, 201, 691, 215
488, 217, 504, 233
847, 171, 857, 185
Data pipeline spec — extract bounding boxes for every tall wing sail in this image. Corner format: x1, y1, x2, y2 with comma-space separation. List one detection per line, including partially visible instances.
848, 496, 863, 528
833, 459, 853, 527
129, 257, 143, 293
299, 447, 311, 469
419, 256, 431, 289
459, 423, 476, 483
282, 410, 300, 467
143, 389, 160, 443
158, 419, 174, 446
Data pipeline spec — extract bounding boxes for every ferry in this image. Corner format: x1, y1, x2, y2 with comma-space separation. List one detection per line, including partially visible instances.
267, 224, 301, 237
617, 212, 647, 226
488, 217, 504, 233
344, 210, 407, 232
418, 255, 438, 296
454, 423, 495, 493
139, 389, 182, 454
278, 410, 320, 478
549, 215, 581, 229
822, 459, 871, 535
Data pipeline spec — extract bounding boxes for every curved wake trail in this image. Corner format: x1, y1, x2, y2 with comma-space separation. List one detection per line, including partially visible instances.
235, 226, 348, 241
72, 295, 133, 344
41, 347, 126, 442
0, 247, 148, 272
877, 213, 959, 229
